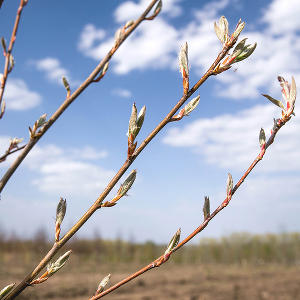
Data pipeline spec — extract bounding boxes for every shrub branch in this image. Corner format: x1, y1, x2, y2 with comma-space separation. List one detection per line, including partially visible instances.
0, 0, 28, 118
2, 13, 239, 300
92, 107, 294, 299
0, 0, 160, 195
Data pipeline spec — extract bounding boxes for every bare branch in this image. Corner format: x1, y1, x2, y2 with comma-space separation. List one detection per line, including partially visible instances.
91, 105, 295, 299
0, 0, 160, 195
3, 10, 237, 299
0, 0, 28, 118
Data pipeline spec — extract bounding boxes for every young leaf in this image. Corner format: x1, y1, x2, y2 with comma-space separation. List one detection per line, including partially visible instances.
96, 274, 111, 294
47, 250, 72, 276
259, 128, 266, 148
203, 196, 210, 220
226, 173, 233, 197
183, 95, 200, 116
0, 283, 15, 299
178, 42, 189, 78
56, 198, 67, 226
128, 103, 137, 137
117, 169, 137, 197
262, 94, 285, 110
165, 228, 181, 254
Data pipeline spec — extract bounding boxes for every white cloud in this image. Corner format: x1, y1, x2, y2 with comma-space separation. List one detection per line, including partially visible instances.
163, 103, 300, 173
78, 24, 106, 52
33, 57, 80, 86
78, 0, 300, 101
80, 18, 179, 74
114, 0, 183, 23
23, 144, 114, 197
4, 78, 41, 110
78, 0, 223, 75
112, 88, 132, 98
263, 0, 300, 35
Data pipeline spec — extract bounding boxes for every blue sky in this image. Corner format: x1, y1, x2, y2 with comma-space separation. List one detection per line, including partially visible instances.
0, 0, 299, 243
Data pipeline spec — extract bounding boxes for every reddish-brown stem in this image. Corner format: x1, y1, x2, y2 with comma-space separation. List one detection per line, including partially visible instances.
1, 2, 164, 299
3, 18, 234, 300
0, 0, 160, 195
93, 110, 293, 299
0, 144, 26, 163
0, 0, 28, 118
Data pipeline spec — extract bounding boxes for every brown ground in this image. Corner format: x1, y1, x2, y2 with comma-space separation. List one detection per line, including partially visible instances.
1, 263, 300, 300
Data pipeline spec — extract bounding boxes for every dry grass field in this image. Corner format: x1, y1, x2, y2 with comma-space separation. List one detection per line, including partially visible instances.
1, 263, 300, 300
1, 233, 300, 299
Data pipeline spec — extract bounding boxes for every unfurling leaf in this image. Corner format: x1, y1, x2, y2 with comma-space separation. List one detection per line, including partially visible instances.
9, 54, 14, 70
128, 103, 138, 137
178, 42, 189, 78
183, 95, 200, 116
114, 28, 123, 44
128, 103, 146, 139
0, 99, 5, 118
96, 274, 111, 294
203, 196, 210, 220
276, 76, 297, 114
154, 0, 162, 16
117, 169, 137, 197
9, 137, 23, 149
56, 198, 67, 226
62, 76, 70, 92
0, 283, 15, 299
232, 19, 245, 40
278, 76, 290, 103
259, 128, 266, 148
1, 37, 6, 54
289, 76, 297, 110
47, 250, 72, 276
226, 173, 233, 197
262, 94, 285, 110
102, 62, 109, 74
36, 113, 47, 128
165, 228, 181, 254
214, 16, 229, 44
231, 38, 247, 58
233, 42, 257, 62
124, 20, 134, 29
135, 105, 146, 137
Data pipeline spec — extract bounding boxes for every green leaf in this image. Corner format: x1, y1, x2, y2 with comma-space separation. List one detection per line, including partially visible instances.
262, 94, 285, 110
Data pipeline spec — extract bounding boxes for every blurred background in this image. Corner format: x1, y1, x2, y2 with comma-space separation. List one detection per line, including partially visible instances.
0, 0, 299, 299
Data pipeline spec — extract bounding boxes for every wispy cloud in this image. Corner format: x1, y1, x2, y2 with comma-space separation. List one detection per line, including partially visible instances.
78, 0, 300, 100
22, 144, 113, 197
114, 0, 183, 23
32, 57, 80, 87
4, 78, 42, 110
78, 24, 106, 53
163, 104, 300, 173
112, 88, 132, 98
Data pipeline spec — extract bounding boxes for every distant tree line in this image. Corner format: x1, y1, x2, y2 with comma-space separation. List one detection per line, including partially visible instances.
1, 231, 299, 266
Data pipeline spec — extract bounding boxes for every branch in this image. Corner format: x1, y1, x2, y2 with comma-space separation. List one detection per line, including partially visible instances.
91, 108, 295, 299
3, 15, 237, 300
0, 0, 161, 195
0, 0, 28, 118
0, 144, 26, 163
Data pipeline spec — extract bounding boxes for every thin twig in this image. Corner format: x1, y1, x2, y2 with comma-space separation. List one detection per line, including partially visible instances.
0, 0, 160, 195
0, 144, 26, 163
3, 15, 235, 300
92, 110, 293, 299
0, 0, 28, 118
2, 1, 165, 299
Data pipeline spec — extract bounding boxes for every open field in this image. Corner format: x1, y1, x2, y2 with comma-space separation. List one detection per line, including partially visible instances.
1, 233, 300, 299
1, 263, 300, 300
